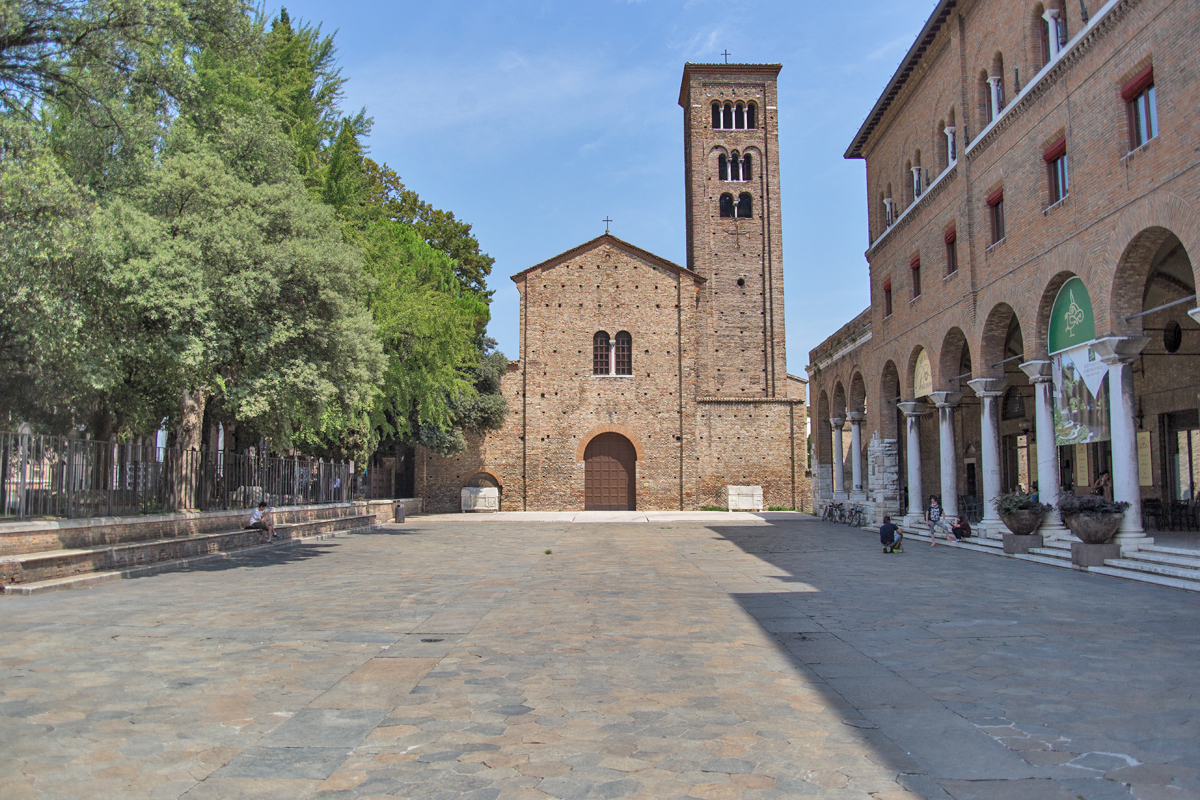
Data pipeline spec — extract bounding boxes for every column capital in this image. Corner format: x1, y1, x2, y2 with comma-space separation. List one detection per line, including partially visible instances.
1189, 307, 1200, 326
1043, 7, 1059, 19
828, 417, 845, 429
1019, 359, 1053, 383
928, 391, 963, 408
1091, 335, 1150, 365
896, 401, 928, 417
967, 377, 1008, 398
846, 410, 865, 423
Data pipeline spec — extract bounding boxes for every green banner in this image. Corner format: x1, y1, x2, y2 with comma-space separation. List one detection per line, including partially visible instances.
1048, 277, 1096, 354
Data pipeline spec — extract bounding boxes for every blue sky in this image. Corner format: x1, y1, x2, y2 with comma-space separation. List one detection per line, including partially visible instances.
276, 0, 934, 375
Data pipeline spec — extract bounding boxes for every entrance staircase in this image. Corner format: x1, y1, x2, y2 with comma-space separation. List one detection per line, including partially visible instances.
0, 501, 405, 595
893, 522, 1200, 593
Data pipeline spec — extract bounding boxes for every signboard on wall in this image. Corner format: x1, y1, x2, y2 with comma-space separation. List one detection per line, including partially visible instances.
1074, 443, 1090, 489
914, 348, 933, 398
1048, 277, 1096, 355
1137, 430, 1154, 486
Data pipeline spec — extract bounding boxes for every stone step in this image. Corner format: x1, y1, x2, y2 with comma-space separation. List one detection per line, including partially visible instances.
0, 514, 375, 589
2, 528, 355, 596
1121, 551, 1200, 569
1102, 558, 1200, 582
1087, 565, 1200, 593
1013, 553, 1075, 569
1138, 543, 1200, 558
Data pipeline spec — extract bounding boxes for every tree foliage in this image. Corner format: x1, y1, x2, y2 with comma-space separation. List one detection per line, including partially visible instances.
0, 0, 506, 467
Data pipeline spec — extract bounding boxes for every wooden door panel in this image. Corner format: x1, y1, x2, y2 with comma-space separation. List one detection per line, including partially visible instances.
584, 433, 636, 510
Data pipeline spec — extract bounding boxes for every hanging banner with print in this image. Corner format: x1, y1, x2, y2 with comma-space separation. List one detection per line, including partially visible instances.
1053, 344, 1111, 446
913, 348, 933, 398
1047, 277, 1109, 446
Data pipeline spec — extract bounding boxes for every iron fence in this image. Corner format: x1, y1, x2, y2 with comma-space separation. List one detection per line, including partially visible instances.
0, 431, 351, 521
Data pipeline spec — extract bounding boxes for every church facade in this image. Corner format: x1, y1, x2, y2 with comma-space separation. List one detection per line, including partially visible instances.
415, 63, 809, 513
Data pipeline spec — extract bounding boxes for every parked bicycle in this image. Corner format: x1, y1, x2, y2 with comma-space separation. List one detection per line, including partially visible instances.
846, 504, 866, 527
823, 502, 845, 523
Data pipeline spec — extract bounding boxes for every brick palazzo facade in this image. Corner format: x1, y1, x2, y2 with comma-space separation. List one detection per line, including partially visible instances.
416, 64, 809, 513
808, 0, 1200, 550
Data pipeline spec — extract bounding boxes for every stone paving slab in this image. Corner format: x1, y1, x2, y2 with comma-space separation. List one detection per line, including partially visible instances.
1, 515, 1198, 799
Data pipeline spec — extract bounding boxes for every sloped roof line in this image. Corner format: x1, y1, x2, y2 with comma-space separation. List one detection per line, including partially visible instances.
510, 233, 705, 284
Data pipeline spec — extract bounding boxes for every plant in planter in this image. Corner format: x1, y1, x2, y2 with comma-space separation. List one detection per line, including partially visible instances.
994, 492, 1054, 535
1057, 493, 1130, 544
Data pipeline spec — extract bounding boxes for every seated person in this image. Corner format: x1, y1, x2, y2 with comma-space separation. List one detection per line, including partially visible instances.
951, 516, 972, 540
245, 501, 277, 541
879, 515, 903, 553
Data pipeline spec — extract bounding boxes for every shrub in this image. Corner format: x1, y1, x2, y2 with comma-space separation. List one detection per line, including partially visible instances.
994, 491, 1053, 517
1057, 492, 1130, 516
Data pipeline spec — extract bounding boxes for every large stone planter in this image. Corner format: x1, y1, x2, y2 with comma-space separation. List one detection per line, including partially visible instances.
1071, 541, 1121, 567
1062, 511, 1123, 544
1000, 509, 1046, 536
1002, 532, 1043, 554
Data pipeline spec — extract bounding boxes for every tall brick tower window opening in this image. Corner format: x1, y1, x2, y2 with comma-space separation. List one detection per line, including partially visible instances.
736, 193, 752, 218
593, 331, 610, 374
614, 332, 632, 375
711, 100, 758, 130
910, 256, 922, 298
883, 279, 893, 317
720, 152, 750, 181
720, 193, 734, 218
1123, 66, 1157, 149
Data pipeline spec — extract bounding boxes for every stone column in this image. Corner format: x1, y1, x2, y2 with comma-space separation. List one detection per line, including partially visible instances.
1020, 361, 1067, 537
1043, 9, 1061, 59
944, 126, 956, 164
911, 166, 922, 199
968, 378, 1008, 533
987, 76, 1003, 119
830, 417, 845, 497
1093, 336, 1152, 552
928, 392, 963, 520
897, 402, 927, 528
847, 410, 865, 497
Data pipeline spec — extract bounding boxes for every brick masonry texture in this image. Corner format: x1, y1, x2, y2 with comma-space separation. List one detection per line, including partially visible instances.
809, 0, 1200, 516
418, 64, 809, 513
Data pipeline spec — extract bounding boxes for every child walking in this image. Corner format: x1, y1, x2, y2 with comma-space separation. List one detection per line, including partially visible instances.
925, 496, 955, 546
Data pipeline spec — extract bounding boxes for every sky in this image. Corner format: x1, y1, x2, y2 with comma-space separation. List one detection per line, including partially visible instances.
274, 0, 935, 376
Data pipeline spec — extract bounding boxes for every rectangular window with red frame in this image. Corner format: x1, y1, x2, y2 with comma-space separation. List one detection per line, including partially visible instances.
945, 226, 957, 274
1122, 65, 1158, 150
987, 188, 1005, 244
910, 256, 921, 298
883, 279, 893, 317
1044, 136, 1068, 204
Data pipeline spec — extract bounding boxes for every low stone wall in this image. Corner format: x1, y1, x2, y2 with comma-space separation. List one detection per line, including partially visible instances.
0, 499, 416, 557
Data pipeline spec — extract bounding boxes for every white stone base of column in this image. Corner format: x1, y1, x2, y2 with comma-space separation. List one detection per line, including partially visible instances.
903, 513, 926, 530
850, 491, 867, 501
977, 519, 1006, 538
1114, 532, 1154, 554
1038, 521, 1072, 541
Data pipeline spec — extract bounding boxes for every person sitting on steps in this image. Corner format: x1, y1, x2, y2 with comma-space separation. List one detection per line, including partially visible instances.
245, 501, 278, 542
951, 516, 972, 540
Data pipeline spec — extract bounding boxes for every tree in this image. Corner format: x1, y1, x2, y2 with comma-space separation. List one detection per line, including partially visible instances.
94, 113, 384, 450
365, 159, 494, 296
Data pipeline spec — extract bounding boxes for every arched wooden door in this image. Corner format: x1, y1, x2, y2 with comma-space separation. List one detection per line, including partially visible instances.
584, 433, 636, 511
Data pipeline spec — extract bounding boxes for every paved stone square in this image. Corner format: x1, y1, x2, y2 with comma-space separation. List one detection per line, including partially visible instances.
2, 513, 1199, 799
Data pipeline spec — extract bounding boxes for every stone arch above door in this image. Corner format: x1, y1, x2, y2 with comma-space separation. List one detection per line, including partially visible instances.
575, 425, 645, 462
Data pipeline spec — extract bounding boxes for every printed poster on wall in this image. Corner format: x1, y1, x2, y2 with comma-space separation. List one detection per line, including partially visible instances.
1137, 430, 1154, 487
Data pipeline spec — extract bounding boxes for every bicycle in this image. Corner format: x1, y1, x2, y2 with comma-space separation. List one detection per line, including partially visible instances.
823, 502, 845, 523
846, 504, 865, 527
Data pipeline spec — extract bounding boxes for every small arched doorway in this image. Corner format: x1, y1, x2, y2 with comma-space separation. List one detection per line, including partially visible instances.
584, 433, 636, 510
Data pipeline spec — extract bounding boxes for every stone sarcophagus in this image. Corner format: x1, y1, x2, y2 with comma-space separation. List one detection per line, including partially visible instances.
720, 485, 764, 512
461, 487, 500, 513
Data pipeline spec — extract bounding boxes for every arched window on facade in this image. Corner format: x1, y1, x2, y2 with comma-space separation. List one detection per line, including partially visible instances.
593, 331, 610, 375
736, 193, 752, 218
718, 153, 729, 181
742, 153, 752, 181
614, 331, 632, 375
730, 151, 742, 181
720, 193, 734, 218
733, 102, 745, 129
712, 101, 721, 129
746, 102, 757, 129
722, 102, 734, 130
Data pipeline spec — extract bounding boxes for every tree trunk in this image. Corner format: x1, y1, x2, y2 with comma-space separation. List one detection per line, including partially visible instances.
172, 386, 207, 510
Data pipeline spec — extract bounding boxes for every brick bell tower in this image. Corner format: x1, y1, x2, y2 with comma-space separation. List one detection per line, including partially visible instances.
679, 63, 787, 398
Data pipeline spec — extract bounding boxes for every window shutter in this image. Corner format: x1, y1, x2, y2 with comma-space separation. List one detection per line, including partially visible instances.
986, 188, 1004, 207
944, 226, 957, 244
1043, 136, 1066, 162
1121, 65, 1154, 103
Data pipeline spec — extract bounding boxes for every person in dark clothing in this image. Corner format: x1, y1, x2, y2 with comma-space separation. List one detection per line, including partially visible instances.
951, 516, 972, 540
880, 515, 903, 553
